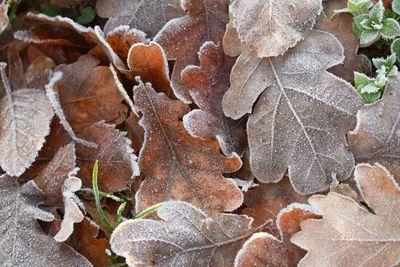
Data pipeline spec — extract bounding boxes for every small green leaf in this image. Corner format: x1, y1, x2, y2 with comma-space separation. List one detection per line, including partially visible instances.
361, 91, 382, 103
381, 18, 400, 38
360, 30, 380, 45
359, 83, 381, 94
40, 3, 61, 17
354, 72, 371, 88
337, 0, 372, 15
117, 202, 127, 224
369, 0, 384, 23
392, 0, 400, 15
353, 14, 371, 36
77, 7, 95, 25
390, 38, 400, 59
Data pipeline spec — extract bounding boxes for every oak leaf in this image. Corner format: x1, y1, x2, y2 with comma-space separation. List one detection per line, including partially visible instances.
96, 0, 185, 36
134, 81, 243, 214
235, 204, 320, 267
315, 12, 372, 82
0, 62, 54, 177
291, 163, 400, 266
0, 1, 9, 34
223, 30, 364, 194
0, 175, 92, 266
110, 200, 254, 267
154, 0, 230, 103
228, 0, 322, 57
348, 75, 400, 181
181, 41, 246, 156
76, 121, 139, 192
48, 55, 128, 133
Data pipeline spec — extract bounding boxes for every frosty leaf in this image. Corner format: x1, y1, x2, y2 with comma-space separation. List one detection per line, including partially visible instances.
0, 175, 92, 266
291, 163, 400, 266
0, 1, 9, 34
96, 0, 185, 36
229, 0, 322, 57
0, 63, 54, 177
181, 41, 246, 155
134, 82, 243, 214
223, 30, 364, 194
154, 0, 230, 103
110, 200, 253, 267
106, 25, 146, 60
76, 121, 139, 192
48, 55, 128, 133
315, 12, 372, 82
235, 204, 320, 267
348, 75, 400, 181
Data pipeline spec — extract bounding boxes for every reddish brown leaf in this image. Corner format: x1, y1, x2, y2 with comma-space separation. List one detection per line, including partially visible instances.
76, 121, 139, 192
49, 55, 128, 132
315, 12, 372, 82
154, 0, 230, 103
181, 41, 246, 155
134, 81, 243, 214
106, 25, 146, 60
235, 204, 320, 267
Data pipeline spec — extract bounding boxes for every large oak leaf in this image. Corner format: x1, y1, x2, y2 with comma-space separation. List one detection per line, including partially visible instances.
134, 82, 243, 214
223, 30, 364, 194
291, 163, 400, 266
111, 201, 253, 266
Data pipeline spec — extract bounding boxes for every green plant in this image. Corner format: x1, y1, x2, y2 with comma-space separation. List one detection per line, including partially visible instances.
335, 0, 373, 15
354, 53, 398, 103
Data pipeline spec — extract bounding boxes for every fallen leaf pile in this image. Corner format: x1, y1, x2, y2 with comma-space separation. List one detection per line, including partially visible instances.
0, 0, 398, 266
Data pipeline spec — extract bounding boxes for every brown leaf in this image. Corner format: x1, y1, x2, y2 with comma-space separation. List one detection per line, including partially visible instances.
154, 0, 230, 103
96, 0, 185, 36
134, 81, 243, 214
110, 200, 254, 266
291, 163, 400, 266
181, 41, 246, 155
349, 75, 400, 181
228, 0, 322, 57
315, 12, 372, 82
0, 175, 92, 266
235, 204, 320, 267
223, 30, 364, 194
49, 55, 128, 132
106, 25, 146, 59
0, 1, 9, 34
0, 62, 54, 176
69, 218, 112, 267
76, 121, 139, 192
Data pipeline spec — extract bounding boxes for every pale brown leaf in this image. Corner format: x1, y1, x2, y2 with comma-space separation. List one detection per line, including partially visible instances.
96, 0, 185, 36
348, 75, 400, 181
134, 81, 243, 214
0, 1, 9, 34
223, 30, 364, 194
0, 63, 54, 176
291, 163, 400, 267
110, 200, 253, 267
229, 0, 322, 57
0, 175, 92, 266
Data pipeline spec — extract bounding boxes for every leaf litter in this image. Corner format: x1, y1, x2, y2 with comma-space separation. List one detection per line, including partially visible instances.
0, 0, 399, 266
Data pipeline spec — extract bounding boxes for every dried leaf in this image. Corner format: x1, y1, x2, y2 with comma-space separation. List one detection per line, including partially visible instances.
291, 163, 400, 266
110, 200, 253, 266
223, 30, 364, 194
49, 55, 128, 132
0, 175, 92, 266
235, 204, 320, 267
315, 12, 372, 82
76, 121, 139, 192
69, 218, 112, 267
0, 63, 54, 176
0, 1, 9, 34
154, 0, 230, 103
181, 41, 246, 155
348, 75, 400, 181
229, 0, 322, 57
134, 81, 243, 214
96, 0, 185, 36
106, 25, 146, 59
